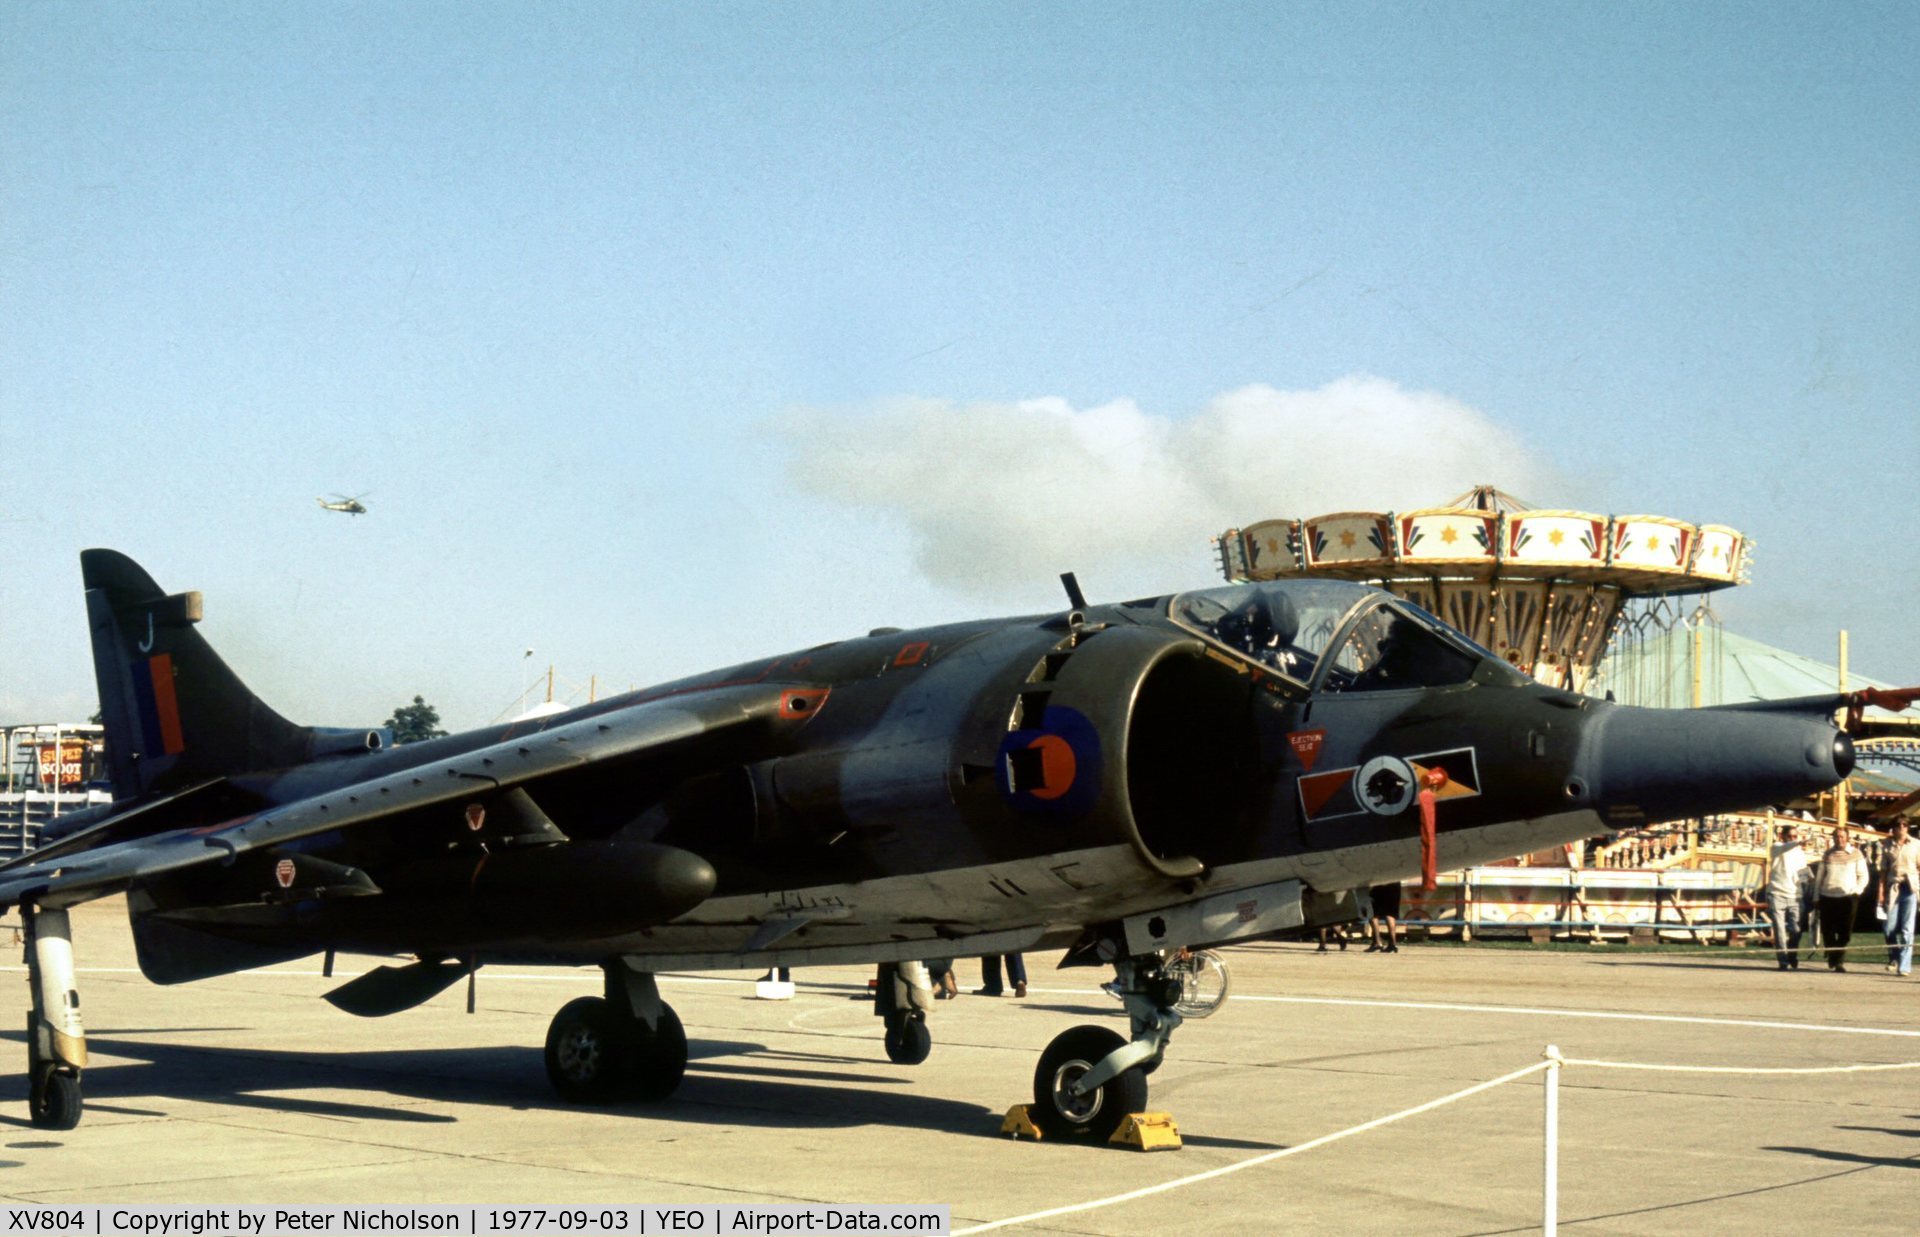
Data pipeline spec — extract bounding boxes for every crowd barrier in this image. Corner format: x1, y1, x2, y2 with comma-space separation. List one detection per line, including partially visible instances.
956, 1045, 1920, 1235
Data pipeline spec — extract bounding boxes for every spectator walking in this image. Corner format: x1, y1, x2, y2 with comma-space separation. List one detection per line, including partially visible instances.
1797, 849, 1822, 954
1880, 820, 1920, 975
1367, 882, 1402, 953
1817, 828, 1869, 972
975, 953, 1027, 997
1766, 823, 1808, 970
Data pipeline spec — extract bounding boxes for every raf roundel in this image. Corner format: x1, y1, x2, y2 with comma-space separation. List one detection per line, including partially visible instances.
996, 705, 1102, 816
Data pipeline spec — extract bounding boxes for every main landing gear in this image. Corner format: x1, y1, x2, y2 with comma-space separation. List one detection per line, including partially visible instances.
544, 962, 688, 1104
1029, 951, 1217, 1141
22, 906, 86, 1130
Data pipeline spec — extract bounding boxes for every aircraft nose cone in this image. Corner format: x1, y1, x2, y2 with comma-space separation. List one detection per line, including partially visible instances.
1581, 706, 1852, 825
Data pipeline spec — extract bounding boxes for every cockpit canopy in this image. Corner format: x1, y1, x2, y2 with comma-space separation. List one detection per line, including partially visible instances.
1170, 581, 1510, 692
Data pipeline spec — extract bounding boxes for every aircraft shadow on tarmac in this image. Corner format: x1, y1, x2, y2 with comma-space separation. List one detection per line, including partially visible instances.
1765, 1145, 1920, 1171
0, 1032, 997, 1136
1590, 958, 1809, 973
1836, 1122, 1920, 1139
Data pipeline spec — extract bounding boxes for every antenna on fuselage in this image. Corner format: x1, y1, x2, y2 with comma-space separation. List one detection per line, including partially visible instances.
1059, 572, 1088, 610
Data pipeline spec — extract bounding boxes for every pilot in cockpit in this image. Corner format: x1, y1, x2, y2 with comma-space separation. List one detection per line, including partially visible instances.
1218, 592, 1309, 678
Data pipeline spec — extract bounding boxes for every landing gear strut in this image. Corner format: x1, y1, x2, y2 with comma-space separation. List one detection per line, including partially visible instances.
23, 906, 86, 1130
873, 961, 933, 1065
544, 962, 687, 1104
1030, 953, 1186, 1140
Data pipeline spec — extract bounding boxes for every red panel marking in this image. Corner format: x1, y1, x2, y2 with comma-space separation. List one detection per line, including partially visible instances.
780, 688, 831, 719
274, 858, 297, 888
1025, 734, 1077, 801
893, 642, 929, 668
465, 803, 486, 832
1297, 767, 1355, 819
149, 654, 185, 754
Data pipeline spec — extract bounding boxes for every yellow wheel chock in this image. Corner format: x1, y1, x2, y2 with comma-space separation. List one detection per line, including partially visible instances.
998, 1105, 1182, 1150
1000, 1104, 1045, 1139
1108, 1111, 1182, 1151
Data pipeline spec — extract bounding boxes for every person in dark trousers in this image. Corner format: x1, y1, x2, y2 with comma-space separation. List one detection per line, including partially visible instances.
926, 957, 958, 999
976, 952, 1027, 997
1817, 828, 1868, 971
1367, 882, 1402, 953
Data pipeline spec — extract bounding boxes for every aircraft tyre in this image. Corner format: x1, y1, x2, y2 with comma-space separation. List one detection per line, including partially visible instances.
883, 1012, 932, 1065
29, 1071, 81, 1131
628, 1003, 688, 1101
1031, 1025, 1146, 1142
545, 997, 635, 1104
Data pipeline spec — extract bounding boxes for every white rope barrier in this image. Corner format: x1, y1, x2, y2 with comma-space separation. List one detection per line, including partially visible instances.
952, 1058, 1553, 1235
1557, 1056, 1920, 1075
962, 1044, 1920, 1234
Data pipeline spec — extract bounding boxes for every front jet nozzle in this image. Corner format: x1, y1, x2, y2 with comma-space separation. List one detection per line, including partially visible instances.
1578, 703, 1854, 826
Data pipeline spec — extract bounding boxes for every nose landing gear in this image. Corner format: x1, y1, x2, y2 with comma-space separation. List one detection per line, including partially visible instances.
1030, 951, 1222, 1141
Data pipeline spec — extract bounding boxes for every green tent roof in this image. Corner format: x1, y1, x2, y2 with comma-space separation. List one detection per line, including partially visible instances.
1596, 627, 1893, 711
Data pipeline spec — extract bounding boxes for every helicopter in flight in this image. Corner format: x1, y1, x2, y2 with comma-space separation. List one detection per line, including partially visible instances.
316, 493, 370, 516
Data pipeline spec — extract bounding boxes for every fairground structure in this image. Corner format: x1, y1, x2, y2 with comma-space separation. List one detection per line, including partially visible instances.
0, 724, 109, 857
1216, 486, 1918, 942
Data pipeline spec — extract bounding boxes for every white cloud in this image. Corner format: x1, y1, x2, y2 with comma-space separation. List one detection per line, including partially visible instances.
783, 375, 1551, 601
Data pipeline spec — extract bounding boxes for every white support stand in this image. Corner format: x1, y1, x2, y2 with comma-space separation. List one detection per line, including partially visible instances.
754, 968, 795, 1001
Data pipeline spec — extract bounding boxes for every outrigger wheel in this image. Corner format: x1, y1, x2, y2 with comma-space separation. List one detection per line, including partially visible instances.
873, 961, 935, 1065
23, 907, 86, 1131
27, 1053, 82, 1131
1031, 1025, 1148, 1141
883, 1012, 932, 1065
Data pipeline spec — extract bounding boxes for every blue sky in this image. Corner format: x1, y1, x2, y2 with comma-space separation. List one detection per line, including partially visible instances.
3, 2, 1915, 729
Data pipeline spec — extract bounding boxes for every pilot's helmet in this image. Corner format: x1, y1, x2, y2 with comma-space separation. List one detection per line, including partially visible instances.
1236, 592, 1301, 651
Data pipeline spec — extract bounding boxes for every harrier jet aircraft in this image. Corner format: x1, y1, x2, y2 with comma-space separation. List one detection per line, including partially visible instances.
1, 551, 1892, 1136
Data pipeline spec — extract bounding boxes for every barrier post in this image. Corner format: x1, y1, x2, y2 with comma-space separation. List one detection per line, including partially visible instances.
1543, 1044, 1563, 1234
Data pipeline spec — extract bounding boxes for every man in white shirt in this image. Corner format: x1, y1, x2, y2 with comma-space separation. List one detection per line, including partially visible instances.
1766, 823, 1808, 971
1817, 828, 1869, 972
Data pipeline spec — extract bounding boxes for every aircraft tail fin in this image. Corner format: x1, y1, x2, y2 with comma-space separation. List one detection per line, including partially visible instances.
82, 549, 312, 801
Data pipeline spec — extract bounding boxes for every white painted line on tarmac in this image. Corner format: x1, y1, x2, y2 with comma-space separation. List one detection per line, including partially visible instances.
19, 966, 1914, 1040
1216, 992, 1920, 1039
954, 1058, 1554, 1234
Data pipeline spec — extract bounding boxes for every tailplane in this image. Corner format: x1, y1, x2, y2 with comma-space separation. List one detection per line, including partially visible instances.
82, 549, 312, 801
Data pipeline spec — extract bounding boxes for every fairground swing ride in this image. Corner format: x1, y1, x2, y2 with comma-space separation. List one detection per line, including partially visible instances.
1210, 485, 1878, 942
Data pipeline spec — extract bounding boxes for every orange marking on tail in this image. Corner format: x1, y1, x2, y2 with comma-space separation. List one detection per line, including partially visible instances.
149, 654, 186, 754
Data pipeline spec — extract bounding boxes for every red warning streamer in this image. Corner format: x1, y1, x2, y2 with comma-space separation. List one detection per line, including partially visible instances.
1417, 768, 1448, 891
